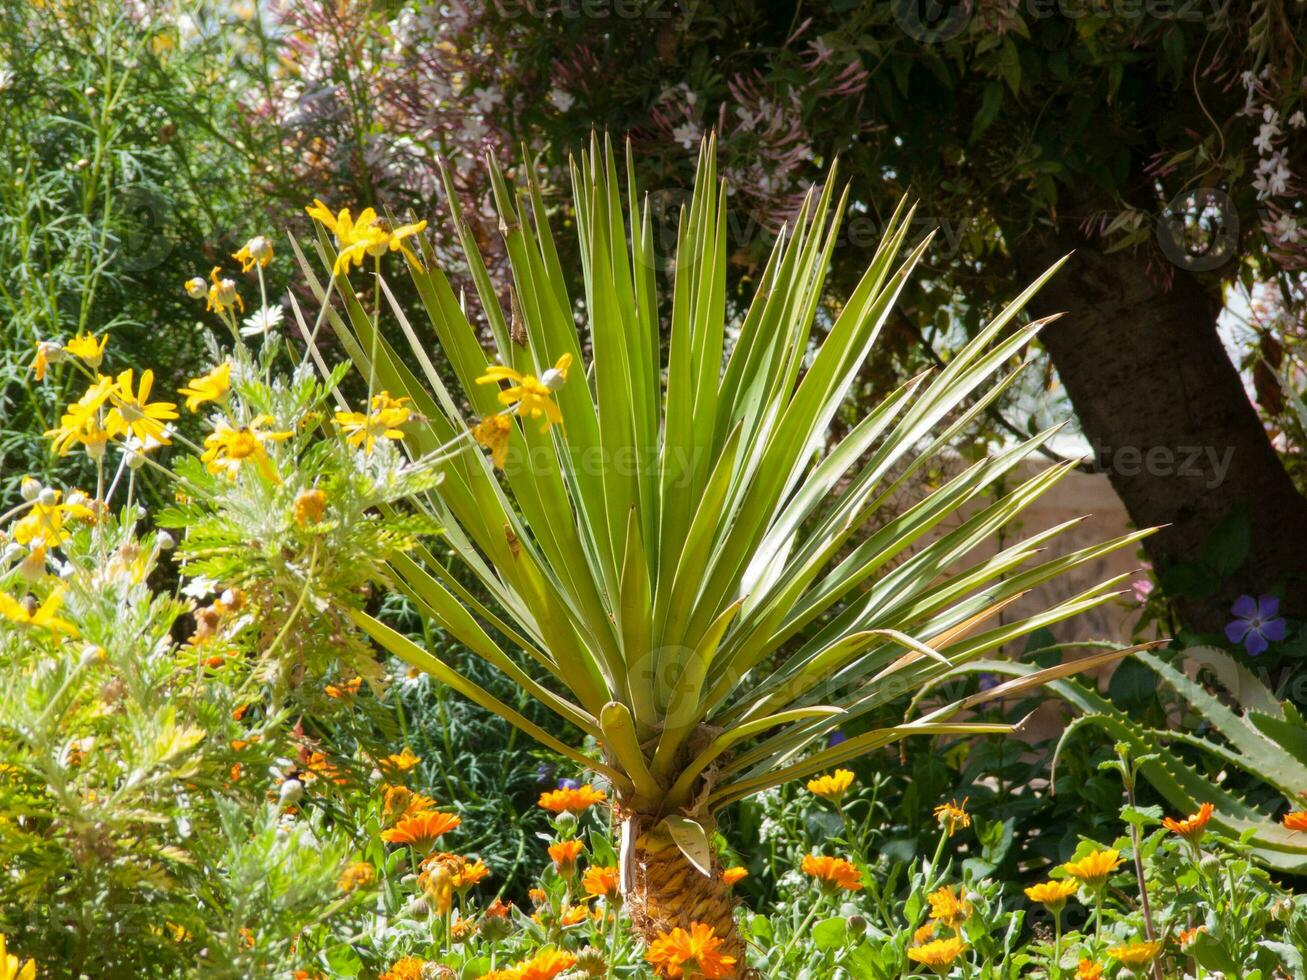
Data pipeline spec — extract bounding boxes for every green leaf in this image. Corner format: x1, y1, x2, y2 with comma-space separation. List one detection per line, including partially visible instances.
812, 916, 848, 951
662, 815, 714, 877
970, 82, 1004, 142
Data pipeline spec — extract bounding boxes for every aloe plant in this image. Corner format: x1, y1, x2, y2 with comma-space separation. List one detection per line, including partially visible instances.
297, 138, 1147, 965
929, 644, 1307, 873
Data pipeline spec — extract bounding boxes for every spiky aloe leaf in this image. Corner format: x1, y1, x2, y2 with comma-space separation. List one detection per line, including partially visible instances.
940, 646, 1307, 873
301, 138, 1148, 822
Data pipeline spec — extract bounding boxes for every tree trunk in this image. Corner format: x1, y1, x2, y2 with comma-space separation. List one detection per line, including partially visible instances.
621, 815, 749, 978
1015, 236, 1307, 634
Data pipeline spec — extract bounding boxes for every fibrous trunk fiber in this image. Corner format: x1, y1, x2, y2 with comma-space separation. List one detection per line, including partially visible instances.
621, 817, 751, 978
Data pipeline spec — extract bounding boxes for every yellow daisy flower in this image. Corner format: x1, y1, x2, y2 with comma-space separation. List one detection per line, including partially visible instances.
1063, 848, 1123, 889
45, 376, 115, 456
0, 585, 79, 637
305, 199, 427, 277
1107, 940, 1162, 965
178, 362, 232, 412
0, 933, 36, 980
333, 392, 412, 451
232, 235, 274, 272
806, 768, 854, 803
63, 331, 108, 369
206, 266, 244, 313
200, 415, 292, 481
471, 414, 512, 469
105, 368, 178, 445
934, 798, 971, 837
907, 936, 966, 972
476, 353, 572, 432
1024, 878, 1079, 912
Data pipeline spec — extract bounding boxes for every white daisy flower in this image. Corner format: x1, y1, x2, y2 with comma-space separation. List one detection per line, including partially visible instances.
240, 304, 285, 338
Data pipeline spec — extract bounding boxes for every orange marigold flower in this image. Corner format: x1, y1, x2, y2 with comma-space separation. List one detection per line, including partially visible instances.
481, 948, 577, 980
325, 675, 362, 699
806, 768, 854, 802
800, 854, 864, 892
381, 811, 461, 852
528, 887, 548, 904
459, 859, 491, 888
1162, 802, 1214, 843
382, 784, 437, 823
1063, 848, 1123, 888
337, 861, 375, 893
379, 957, 427, 980
1076, 961, 1103, 980
548, 839, 584, 877
559, 905, 589, 926
1024, 878, 1079, 911
582, 864, 620, 899
1107, 940, 1162, 965
1282, 810, 1307, 832
926, 885, 971, 931
645, 921, 738, 979
537, 783, 607, 814
450, 917, 477, 942
933, 798, 971, 837
485, 898, 513, 918
913, 921, 938, 945
907, 936, 965, 971
721, 866, 748, 887
1178, 924, 1207, 946
420, 862, 455, 915
303, 751, 348, 786
293, 487, 328, 526
382, 746, 422, 773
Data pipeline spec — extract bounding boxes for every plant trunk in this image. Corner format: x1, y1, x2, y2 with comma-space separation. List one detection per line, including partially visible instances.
1015, 232, 1307, 634
621, 815, 749, 977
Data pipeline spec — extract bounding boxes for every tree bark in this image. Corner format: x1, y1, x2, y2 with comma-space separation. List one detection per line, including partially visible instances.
622, 815, 749, 978
1015, 236, 1307, 634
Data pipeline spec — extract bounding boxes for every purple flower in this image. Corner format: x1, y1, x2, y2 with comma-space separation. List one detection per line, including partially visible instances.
826, 730, 847, 748
1225, 594, 1287, 656
535, 763, 557, 785
557, 777, 580, 790
976, 672, 1001, 711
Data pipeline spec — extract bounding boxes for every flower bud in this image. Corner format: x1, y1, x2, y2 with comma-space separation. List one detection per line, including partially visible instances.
575, 947, 607, 976
553, 811, 578, 834
20, 476, 41, 501
245, 236, 273, 265
37, 487, 58, 507
404, 895, 430, 919
19, 546, 47, 581
277, 778, 304, 806
478, 911, 514, 942
541, 367, 567, 391
846, 913, 867, 935
185, 276, 207, 299
79, 645, 106, 668
156, 530, 175, 551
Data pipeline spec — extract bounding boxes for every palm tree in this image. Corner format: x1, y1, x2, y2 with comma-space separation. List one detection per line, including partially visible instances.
298, 138, 1148, 970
